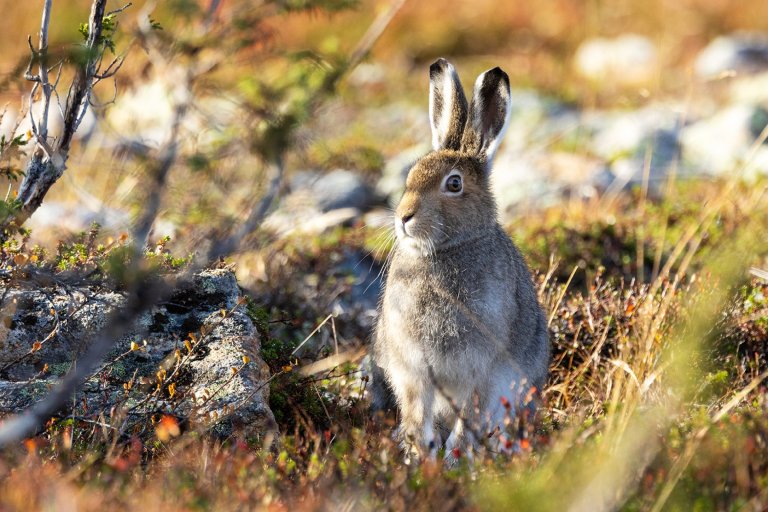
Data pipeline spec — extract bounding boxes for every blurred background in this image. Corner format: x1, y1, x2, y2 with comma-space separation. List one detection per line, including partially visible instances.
2, 0, 768, 264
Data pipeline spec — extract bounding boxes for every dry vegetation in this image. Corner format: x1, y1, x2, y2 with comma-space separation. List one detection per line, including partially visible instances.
0, 0, 766, 510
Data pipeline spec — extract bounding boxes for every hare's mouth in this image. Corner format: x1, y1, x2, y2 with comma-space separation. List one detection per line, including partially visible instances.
400, 236, 434, 256
395, 226, 435, 256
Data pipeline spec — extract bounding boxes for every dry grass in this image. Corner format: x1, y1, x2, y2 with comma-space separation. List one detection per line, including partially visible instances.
0, 176, 764, 510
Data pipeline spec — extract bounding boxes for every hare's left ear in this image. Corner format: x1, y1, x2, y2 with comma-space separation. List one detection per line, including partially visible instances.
461, 67, 512, 165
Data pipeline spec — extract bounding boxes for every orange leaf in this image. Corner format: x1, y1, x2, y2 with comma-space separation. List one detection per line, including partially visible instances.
155, 415, 180, 442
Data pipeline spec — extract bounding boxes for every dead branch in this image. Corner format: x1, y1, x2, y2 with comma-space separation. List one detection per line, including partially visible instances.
0, 0, 407, 448
2, 0, 117, 241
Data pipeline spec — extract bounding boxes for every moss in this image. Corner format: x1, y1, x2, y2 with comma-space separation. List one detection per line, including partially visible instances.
48, 362, 72, 377
245, 298, 271, 340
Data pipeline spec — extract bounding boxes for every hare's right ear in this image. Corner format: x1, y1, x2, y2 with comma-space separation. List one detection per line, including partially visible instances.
429, 58, 468, 151
461, 67, 511, 165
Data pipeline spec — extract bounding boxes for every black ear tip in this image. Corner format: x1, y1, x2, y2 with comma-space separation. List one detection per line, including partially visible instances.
430, 58, 452, 77
488, 66, 510, 82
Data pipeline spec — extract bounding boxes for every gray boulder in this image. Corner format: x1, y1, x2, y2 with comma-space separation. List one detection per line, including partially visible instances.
263, 169, 375, 238
0, 269, 276, 441
311, 169, 374, 212
680, 104, 768, 175
574, 34, 658, 86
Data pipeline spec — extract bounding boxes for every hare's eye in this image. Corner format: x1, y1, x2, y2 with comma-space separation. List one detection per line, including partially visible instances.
445, 175, 462, 194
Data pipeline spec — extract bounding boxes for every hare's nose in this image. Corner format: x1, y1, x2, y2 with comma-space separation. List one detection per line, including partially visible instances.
401, 213, 415, 224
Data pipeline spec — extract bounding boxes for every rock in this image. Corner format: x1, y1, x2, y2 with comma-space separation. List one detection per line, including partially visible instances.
581, 106, 683, 189
491, 154, 552, 214
263, 202, 361, 238
0, 288, 125, 380
107, 79, 181, 147
376, 143, 430, 206
730, 72, 768, 104
0, 269, 277, 442
328, 251, 382, 333
694, 33, 768, 79
574, 34, 658, 86
491, 151, 613, 218
536, 151, 613, 196
502, 89, 568, 154
27, 201, 130, 237
680, 104, 766, 175
263, 169, 375, 238
310, 169, 374, 212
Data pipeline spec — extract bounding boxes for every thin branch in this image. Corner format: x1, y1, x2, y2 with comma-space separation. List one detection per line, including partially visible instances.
207, 155, 284, 260
36, 0, 54, 141
106, 2, 132, 16
347, 0, 406, 72
7, 0, 110, 237
23, 36, 39, 83
94, 54, 127, 80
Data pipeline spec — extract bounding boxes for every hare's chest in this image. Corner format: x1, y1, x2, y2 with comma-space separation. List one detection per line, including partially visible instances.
384, 273, 474, 351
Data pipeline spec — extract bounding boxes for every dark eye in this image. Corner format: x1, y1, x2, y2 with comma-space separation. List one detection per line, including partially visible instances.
445, 175, 462, 193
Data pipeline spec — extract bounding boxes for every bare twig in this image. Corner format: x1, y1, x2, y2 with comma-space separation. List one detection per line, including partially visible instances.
36, 0, 54, 141
4, 0, 118, 240
207, 155, 285, 260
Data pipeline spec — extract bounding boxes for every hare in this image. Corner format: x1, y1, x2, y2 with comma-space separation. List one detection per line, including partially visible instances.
371, 59, 550, 461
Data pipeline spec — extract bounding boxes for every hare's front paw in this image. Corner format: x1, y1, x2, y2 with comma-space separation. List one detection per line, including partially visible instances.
398, 421, 438, 462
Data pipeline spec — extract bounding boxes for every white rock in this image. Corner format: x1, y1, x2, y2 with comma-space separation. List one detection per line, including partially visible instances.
574, 34, 658, 86
1, 102, 96, 145
680, 104, 756, 174
27, 201, 129, 236
584, 105, 680, 161
491, 153, 552, 216
107, 80, 176, 146
694, 33, 768, 79
730, 72, 768, 104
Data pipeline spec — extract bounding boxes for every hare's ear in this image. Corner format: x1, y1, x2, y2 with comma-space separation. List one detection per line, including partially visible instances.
461, 67, 511, 165
429, 58, 468, 151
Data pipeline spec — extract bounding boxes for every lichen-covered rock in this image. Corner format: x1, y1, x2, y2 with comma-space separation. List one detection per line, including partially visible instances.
0, 269, 277, 442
